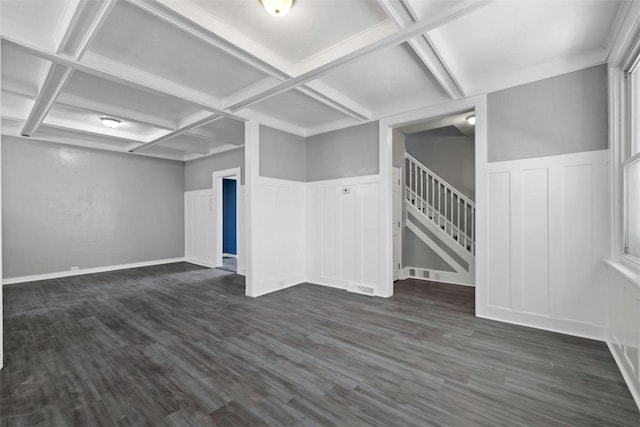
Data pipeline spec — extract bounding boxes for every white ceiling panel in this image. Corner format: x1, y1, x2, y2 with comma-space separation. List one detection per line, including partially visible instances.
317, 43, 449, 117
61, 71, 203, 124
189, 0, 392, 64
1, 41, 51, 97
248, 90, 355, 129
429, 0, 622, 93
405, 0, 467, 21
88, 1, 270, 99
44, 104, 168, 142
0, 0, 77, 52
158, 133, 228, 154
1, 91, 36, 121
191, 117, 245, 145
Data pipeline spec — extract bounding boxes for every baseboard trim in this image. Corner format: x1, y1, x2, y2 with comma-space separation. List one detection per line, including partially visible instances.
476, 310, 605, 342
306, 277, 348, 291
222, 253, 238, 258
607, 340, 640, 411
3, 258, 186, 285
247, 278, 305, 297
403, 275, 475, 288
184, 259, 217, 269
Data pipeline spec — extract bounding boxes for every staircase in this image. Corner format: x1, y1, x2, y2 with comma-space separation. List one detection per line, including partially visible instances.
404, 153, 475, 282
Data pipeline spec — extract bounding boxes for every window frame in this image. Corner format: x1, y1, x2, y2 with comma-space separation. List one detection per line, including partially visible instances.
623, 52, 640, 266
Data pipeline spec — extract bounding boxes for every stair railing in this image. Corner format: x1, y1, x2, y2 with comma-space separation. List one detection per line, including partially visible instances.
405, 153, 475, 255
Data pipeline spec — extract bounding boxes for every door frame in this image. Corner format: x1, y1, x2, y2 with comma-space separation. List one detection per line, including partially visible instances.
392, 166, 402, 281
212, 167, 241, 268
378, 95, 488, 310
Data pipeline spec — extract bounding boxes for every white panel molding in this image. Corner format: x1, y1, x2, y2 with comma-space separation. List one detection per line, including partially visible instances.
252, 176, 306, 297
605, 260, 640, 411
401, 267, 474, 287
307, 174, 384, 295
237, 185, 246, 276
21, 0, 117, 137
244, 121, 259, 296
184, 190, 216, 267
2, 258, 186, 286
481, 149, 610, 341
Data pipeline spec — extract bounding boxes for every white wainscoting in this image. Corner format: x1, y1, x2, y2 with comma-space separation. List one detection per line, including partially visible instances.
250, 177, 306, 297
478, 150, 609, 340
307, 175, 383, 296
184, 190, 216, 268
605, 260, 640, 409
237, 185, 246, 276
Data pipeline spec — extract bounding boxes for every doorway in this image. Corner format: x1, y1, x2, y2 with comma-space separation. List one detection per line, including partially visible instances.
212, 168, 241, 273
379, 95, 487, 302
221, 177, 237, 272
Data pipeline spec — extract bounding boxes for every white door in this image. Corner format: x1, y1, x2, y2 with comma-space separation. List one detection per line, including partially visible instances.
392, 167, 402, 281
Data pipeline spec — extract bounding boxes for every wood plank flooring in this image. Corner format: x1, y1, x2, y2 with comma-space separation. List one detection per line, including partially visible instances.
1, 262, 638, 426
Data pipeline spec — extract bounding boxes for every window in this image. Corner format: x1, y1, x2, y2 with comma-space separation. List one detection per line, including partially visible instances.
625, 59, 640, 260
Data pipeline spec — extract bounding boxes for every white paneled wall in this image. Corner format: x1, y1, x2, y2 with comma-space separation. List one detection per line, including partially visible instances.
184, 190, 216, 267
237, 186, 246, 276
307, 175, 383, 295
606, 262, 640, 408
479, 150, 609, 339
250, 177, 306, 297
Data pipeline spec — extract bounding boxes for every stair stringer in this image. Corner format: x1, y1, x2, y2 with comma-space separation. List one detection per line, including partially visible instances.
406, 220, 466, 274
406, 201, 474, 266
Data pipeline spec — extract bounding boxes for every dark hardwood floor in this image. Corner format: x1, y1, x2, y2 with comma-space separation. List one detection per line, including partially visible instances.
1, 262, 638, 426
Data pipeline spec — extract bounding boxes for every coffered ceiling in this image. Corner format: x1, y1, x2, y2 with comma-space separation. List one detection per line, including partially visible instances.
0, 0, 630, 161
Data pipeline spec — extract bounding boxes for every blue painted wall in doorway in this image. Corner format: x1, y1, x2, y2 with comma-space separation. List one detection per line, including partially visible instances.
222, 178, 237, 255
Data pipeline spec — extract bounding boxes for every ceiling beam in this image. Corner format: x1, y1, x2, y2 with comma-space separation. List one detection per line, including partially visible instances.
2, 38, 235, 120
20, 0, 116, 137
128, 0, 372, 121
225, 0, 489, 113
5, 0, 485, 153
376, 0, 470, 99
127, 0, 487, 152
129, 114, 224, 153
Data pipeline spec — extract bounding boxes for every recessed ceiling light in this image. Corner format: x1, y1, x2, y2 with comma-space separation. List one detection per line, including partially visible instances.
100, 117, 121, 129
260, 0, 293, 17
466, 114, 476, 126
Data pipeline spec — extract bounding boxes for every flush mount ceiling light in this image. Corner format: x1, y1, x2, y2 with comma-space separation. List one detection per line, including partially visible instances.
260, 0, 293, 17
100, 117, 121, 129
466, 114, 476, 126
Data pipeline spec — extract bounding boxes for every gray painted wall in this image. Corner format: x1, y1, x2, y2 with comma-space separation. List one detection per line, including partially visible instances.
403, 230, 455, 272
259, 125, 306, 182
306, 122, 379, 182
488, 64, 608, 162
405, 126, 475, 200
185, 147, 244, 190
2, 137, 185, 278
